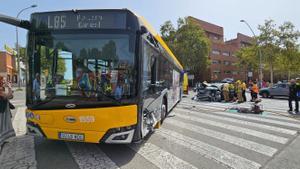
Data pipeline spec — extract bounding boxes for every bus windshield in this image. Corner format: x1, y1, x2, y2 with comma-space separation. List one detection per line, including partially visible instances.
28, 33, 137, 109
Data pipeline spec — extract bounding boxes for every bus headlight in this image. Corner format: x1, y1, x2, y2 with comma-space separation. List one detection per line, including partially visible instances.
26, 112, 40, 121
102, 125, 136, 144
26, 112, 34, 119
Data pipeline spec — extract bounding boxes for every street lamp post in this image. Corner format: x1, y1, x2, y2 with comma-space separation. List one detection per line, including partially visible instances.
240, 19, 263, 87
16, 5, 37, 89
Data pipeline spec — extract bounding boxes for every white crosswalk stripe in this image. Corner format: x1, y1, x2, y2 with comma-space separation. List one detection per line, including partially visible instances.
182, 100, 293, 114
10, 100, 26, 106
165, 118, 278, 156
157, 128, 262, 169
175, 107, 297, 135
129, 143, 197, 169
173, 112, 289, 144
67, 142, 120, 169
12, 107, 27, 136
181, 102, 300, 129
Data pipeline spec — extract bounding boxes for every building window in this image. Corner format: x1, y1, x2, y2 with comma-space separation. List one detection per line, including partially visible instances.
212, 60, 220, 64
224, 61, 231, 65
232, 71, 238, 75
212, 50, 220, 55
213, 70, 221, 74
222, 51, 230, 56
213, 35, 219, 40
224, 71, 231, 75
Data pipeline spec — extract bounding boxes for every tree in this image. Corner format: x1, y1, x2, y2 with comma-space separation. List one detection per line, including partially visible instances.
257, 19, 280, 84
276, 21, 300, 79
235, 45, 259, 73
160, 18, 211, 81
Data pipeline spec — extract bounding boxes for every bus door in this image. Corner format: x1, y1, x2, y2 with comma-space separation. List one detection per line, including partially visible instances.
141, 38, 162, 136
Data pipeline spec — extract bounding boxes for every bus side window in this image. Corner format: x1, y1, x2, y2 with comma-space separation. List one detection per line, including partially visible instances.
142, 41, 158, 92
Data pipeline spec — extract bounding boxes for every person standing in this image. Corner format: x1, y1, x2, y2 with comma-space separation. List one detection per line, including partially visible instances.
251, 81, 259, 101
288, 79, 299, 114
228, 82, 235, 102
237, 80, 243, 103
242, 81, 247, 102
222, 82, 230, 102
33, 73, 41, 101
0, 76, 15, 148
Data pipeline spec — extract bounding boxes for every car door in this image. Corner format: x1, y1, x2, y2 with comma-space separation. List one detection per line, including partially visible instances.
269, 84, 278, 96
276, 83, 288, 96
281, 83, 289, 96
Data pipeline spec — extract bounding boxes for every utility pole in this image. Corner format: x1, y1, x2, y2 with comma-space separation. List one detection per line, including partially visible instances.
240, 19, 263, 87
16, 5, 37, 89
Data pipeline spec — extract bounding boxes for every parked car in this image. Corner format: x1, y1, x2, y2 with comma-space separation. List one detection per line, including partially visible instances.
221, 78, 234, 83
259, 83, 289, 98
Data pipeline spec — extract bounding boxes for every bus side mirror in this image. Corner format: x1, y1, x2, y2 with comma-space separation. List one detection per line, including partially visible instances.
140, 26, 148, 35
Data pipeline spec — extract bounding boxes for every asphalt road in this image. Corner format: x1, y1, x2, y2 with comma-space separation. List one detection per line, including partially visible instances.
2, 90, 300, 169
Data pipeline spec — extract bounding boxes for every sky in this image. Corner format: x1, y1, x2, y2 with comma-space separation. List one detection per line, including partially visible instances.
0, 0, 300, 50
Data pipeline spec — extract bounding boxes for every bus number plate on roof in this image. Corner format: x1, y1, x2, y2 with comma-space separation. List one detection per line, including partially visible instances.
58, 132, 85, 141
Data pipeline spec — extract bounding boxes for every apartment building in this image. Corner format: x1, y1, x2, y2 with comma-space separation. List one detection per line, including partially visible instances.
0, 51, 17, 83
188, 16, 253, 82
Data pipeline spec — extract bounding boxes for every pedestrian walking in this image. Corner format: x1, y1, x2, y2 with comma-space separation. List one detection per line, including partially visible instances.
0, 76, 15, 149
242, 81, 247, 102
222, 83, 230, 102
288, 79, 299, 114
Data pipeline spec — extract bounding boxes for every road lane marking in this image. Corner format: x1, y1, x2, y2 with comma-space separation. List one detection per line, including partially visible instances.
0, 136, 37, 169
180, 102, 225, 110
165, 118, 277, 157
157, 129, 261, 169
181, 101, 293, 114
12, 107, 27, 136
175, 107, 297, 135
67, 142, 119, 169
173, 112, 289, 144
208, 110, 300, 129
129, 143, 197, 169
181, 102, 300, 128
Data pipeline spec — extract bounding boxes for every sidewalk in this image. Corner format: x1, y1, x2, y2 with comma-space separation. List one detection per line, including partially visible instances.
264, 135, 300, 169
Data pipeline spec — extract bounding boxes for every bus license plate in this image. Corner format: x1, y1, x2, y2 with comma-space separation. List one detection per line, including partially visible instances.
58, 132, 85, 141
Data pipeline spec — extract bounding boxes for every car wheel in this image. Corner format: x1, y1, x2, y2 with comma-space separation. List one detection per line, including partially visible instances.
262, 92, 269, 98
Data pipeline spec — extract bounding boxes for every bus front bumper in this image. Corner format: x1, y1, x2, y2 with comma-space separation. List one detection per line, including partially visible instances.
26, 105, 138, 144
27, 121, 136, 144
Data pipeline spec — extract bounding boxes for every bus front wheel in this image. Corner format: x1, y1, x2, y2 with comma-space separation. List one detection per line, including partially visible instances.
161, 100, 167, 124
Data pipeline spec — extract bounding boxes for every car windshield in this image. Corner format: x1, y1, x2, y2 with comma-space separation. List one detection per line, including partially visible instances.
28, 33, 136, 109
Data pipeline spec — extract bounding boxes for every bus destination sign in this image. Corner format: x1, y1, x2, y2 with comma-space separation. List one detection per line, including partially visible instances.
32, 11, 127, 30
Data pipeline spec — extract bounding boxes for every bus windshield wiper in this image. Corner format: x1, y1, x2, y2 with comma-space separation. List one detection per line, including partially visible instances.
31, 96, 56, 108
71, 88, 122, 105
95, 89, 122, 105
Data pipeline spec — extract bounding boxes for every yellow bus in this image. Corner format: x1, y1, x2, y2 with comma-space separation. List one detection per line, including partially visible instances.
183, 73, 189, 94
0, 9, 184, 143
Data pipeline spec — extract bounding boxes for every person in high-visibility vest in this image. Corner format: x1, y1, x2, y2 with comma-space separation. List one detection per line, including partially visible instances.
236, 80, 243, 103
222, 83, 230, 102
242, 81, 247, 102
228, 82, 235, 102
251, 81, 259, 101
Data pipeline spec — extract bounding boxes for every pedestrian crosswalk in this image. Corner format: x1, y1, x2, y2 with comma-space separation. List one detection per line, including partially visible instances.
10, 99, 25, 106
67, 142, 120, 169
2, 98, 300, 169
